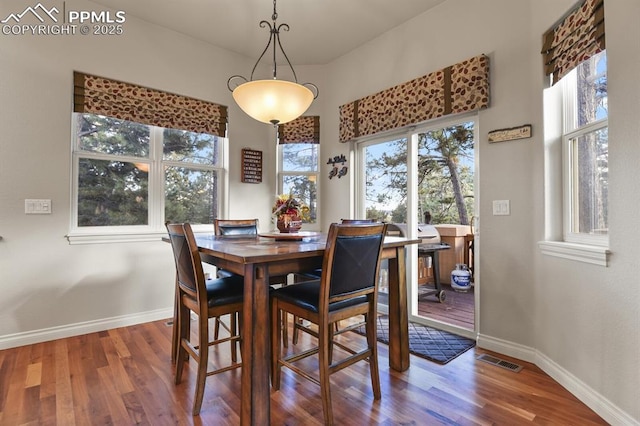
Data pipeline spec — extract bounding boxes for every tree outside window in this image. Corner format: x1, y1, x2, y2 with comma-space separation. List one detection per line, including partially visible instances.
278, 143, 319, 224
363, 121, 475, 225
73, 113, 224, 230
562, 50, 608, 243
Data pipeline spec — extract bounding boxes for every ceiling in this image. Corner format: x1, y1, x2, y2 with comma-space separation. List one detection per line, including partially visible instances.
91, 0, 447, 65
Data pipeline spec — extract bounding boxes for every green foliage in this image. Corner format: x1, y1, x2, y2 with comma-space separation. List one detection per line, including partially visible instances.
76, 114, 219, 227
77, 159, 148, 226
365, 122, 475, 225
164, 167, 217, 224
280, 144, 319, 223
365, 206, 388, 222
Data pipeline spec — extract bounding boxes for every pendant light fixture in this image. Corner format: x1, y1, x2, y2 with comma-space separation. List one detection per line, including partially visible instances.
227, 0, 318, 126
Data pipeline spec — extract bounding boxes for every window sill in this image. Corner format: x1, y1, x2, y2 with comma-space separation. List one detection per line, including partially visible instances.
537, 241, 610, 267
66, 231, 167, 245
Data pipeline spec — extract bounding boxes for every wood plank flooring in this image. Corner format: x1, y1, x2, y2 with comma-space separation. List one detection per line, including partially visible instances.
417, 283, 475, 329
0, 317, 606, 425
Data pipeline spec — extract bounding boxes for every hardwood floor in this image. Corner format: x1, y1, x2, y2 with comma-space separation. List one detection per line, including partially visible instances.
0, 317, 606, 425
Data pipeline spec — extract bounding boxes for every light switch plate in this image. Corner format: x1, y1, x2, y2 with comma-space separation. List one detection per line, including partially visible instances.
25, 199, 52, 214
492, 200, 510, 216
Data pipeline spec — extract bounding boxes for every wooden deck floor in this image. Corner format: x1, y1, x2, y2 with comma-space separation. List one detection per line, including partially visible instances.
416, 283, 475, 329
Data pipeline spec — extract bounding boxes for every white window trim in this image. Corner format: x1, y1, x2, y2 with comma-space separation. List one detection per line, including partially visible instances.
67, 115, 228, 244
538, 241, 610, 267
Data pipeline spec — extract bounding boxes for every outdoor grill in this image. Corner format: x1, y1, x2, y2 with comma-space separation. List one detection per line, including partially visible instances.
386, 223, 442, 244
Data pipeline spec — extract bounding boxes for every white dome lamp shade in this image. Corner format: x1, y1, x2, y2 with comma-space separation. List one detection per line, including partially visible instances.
232, 79, 314, 125
227, 0, 318, 126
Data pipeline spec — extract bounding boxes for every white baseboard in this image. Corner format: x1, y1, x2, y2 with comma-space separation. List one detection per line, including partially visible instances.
477, 333, 639, 426
0, 308, 173, 350
476, 332, 537, 363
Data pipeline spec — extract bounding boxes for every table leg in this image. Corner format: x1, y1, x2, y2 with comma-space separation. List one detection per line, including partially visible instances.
241, 263, 271, 425
386, 247, 410, 371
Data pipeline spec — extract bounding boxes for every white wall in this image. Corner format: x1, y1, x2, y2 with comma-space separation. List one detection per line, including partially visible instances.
0, 0, 282, 341
1, 0, 638, 423
321, 0, 639, 423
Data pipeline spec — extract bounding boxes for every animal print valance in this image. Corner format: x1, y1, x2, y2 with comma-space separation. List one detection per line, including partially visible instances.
278, 116, 320, 144
73, 72, 228, 137
339, 54, 489, 143
541, 0, 605, 85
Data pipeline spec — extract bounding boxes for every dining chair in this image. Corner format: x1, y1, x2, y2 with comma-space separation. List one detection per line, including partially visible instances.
166, 222, 245, 416
291, 218, 377, 344
212, 219, 259, 340
271, 223, 387, 425
340, 219, 376, 224
214, 218, 260, 237
212, 218, 290, 344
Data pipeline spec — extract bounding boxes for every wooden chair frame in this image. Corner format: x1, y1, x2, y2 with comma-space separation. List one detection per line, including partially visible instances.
271, 223, 387, 425
166, 222, 243, 416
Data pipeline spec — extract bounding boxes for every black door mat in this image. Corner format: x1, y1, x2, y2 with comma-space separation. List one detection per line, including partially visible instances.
355, 315, 475, 364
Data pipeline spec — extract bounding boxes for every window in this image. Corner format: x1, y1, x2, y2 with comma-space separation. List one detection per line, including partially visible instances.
69, 113, 227, 243
561, 50, 608, 246
277, 143, 319, 226
361, 137, 408, 222
540, 51, 609, 266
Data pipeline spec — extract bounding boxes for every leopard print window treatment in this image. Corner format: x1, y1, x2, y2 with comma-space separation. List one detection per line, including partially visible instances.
338, 54, 489, 143
73, 72, 228, 137
278, 116, 320, 144
541, 0, 605, 85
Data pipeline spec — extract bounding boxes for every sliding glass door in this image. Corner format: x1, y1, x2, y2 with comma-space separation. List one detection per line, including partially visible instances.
357, 137, 408, 309
355, 116, 478, 336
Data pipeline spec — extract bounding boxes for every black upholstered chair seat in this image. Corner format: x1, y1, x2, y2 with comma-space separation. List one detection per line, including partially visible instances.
202, 275, 244, 307
273, 280, 367, 313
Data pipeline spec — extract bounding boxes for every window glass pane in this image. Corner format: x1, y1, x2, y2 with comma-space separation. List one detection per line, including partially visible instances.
163, 129, 220, 166
282, 175, 317, 223
364, 138, 408, 222
165, 166, 217, 224
282, 143, 318, 172
570, 50, 608, 130
418, 122, 475, 225
570, 128, 608, 235
77, 114, 150, 157
77, 158, 148, 226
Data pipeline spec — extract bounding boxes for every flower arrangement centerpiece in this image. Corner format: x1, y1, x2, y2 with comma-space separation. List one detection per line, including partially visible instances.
272, 193, 310, 233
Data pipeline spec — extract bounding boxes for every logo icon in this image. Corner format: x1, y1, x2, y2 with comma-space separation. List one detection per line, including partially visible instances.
1, 3, 59, 24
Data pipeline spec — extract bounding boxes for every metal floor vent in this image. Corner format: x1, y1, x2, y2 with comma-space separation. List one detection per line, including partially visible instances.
477, 353, 523, 372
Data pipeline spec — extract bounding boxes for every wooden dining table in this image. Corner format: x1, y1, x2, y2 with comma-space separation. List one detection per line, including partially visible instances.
182, 231, 419, 425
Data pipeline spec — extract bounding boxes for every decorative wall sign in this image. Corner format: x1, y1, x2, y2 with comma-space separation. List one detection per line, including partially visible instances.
488, 124, 532, 143
327, 154, 348, 179
241, 148, 262, 183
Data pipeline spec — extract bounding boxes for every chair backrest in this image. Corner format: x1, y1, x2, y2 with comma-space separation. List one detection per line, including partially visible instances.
166, 222, 206, 302
320, 223, 387, 304
214, 219, 259, 236
340, 219, 376, 224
